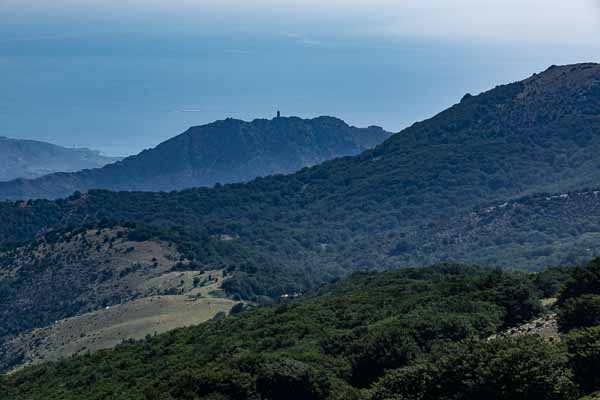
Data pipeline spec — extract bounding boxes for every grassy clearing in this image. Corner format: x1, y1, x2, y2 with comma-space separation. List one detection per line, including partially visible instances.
5, 268, 236, 373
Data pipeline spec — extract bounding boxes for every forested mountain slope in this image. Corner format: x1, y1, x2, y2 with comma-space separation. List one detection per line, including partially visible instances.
0, 64, 600, 298
0, 117, 390, 200
402, 189, 600, 268
3, 262, 595, 400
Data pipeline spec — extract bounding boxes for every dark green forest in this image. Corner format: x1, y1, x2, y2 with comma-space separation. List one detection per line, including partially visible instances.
1, 65, 600, 301
3, 260, 600, 399
2, 63, 600, 399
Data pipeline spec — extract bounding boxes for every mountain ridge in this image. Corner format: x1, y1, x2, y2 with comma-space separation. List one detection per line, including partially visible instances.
0, 116, 391, 200
0, 63, 599, 298
0, 136, 120, 182
2, 63, 600, 382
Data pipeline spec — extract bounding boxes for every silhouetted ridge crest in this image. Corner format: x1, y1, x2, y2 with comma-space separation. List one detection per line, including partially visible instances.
0, 63, 599, 297
0, 116, 391, 200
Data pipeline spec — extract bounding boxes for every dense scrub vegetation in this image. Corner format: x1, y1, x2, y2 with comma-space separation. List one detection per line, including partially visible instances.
6, 259, 600, 399
0, 65, 599, 301
0, 264, 564, 399
554, 259, 600, 396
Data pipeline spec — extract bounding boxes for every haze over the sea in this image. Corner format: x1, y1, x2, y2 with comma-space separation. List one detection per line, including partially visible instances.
1, 0, 599, 156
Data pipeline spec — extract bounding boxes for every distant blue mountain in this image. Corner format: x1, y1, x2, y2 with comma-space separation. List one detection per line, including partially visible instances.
0, 116, 391, 200
0, 136, 120, 182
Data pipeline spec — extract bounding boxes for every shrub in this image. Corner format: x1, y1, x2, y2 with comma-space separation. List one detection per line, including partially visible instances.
566, 326, 600, 393
371, 336, 578, 400
350, 326, 420, 387
492, 273, 542, 328
558, 259, 600, 305
558, 294, 600, 332
255, 358, 330, 400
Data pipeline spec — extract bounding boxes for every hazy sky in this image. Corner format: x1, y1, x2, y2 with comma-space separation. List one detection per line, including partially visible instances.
1, 0, 599, 155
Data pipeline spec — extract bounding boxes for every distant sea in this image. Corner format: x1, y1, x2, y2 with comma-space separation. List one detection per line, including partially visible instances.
0, 33, 587, 156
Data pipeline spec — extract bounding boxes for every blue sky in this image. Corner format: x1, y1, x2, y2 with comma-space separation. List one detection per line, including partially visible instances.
1, 0, 599, 156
